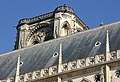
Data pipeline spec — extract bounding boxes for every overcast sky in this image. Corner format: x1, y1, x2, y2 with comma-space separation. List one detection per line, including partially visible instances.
0, 0, 120, 54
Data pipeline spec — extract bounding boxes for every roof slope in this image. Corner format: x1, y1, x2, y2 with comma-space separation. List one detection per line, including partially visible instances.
0, 21, 120, 79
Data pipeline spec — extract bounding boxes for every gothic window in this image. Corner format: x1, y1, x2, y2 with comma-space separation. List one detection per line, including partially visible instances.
27, 27, 52, 46
62, 21, 71, 36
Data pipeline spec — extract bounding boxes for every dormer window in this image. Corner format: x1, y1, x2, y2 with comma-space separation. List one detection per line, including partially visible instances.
53, 52, 58, 57
95, 41, 101, 47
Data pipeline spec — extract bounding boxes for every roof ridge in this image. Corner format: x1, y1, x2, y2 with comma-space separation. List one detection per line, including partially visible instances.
80, 21, 120, 34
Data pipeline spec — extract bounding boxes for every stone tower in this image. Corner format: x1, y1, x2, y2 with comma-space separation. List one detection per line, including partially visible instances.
14, 4, 88, 49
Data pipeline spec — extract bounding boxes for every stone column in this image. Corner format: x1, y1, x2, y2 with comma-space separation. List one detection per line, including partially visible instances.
18, 24, 29, 49
54, 12, 62, 38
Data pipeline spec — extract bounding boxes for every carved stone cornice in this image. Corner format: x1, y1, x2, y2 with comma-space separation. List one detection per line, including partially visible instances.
18, 12, 54, 25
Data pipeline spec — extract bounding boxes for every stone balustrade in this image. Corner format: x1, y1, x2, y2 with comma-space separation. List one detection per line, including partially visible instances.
0, 50, 120, 82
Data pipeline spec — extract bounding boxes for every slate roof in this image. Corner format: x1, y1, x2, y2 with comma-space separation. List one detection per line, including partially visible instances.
0, 21, 120, 79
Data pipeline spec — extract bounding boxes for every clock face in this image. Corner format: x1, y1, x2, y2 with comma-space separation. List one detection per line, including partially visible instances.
27, 27, 52, 46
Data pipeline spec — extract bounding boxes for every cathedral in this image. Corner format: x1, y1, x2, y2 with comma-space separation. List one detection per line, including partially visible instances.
0, 4, 120, 82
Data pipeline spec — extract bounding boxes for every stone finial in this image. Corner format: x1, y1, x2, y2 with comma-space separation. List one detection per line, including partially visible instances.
63, 4, 67, 7
100, 22, 104, 26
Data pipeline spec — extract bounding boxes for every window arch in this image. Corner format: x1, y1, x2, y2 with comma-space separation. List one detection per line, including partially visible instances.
27, 27, 52, 46
62, 21, 71, 36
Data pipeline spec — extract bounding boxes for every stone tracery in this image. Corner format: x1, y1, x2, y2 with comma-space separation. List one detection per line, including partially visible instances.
26, 23, 52, 46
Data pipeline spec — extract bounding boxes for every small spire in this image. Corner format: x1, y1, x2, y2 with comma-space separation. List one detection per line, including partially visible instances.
63, 4, 67, 13
105, 30, 110, 61
15, 55, 20, 82
103, 30, 111, 82
63, 4, 67, 7
100, 22, 104, 26
58, 43, 62, 73
59, 43, 62, 64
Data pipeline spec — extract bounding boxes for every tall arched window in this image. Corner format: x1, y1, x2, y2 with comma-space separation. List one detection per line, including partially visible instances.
62, 21, 71, 36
